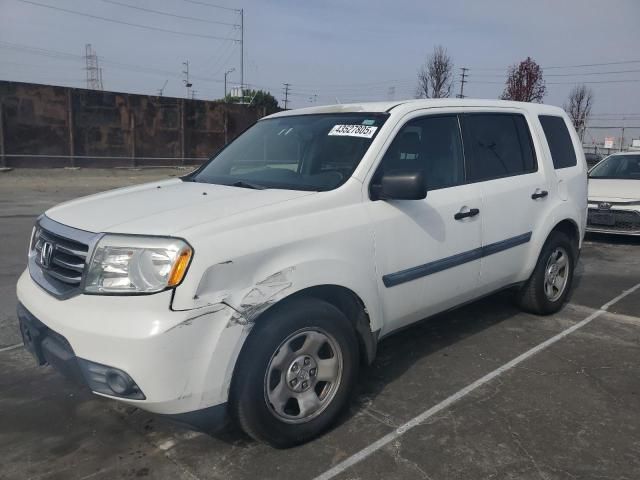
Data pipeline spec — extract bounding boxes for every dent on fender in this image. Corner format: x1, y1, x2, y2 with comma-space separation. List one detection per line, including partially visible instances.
193, 261, 296, 327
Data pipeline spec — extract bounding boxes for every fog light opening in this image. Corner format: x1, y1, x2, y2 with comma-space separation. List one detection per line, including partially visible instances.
77, 358, 146, 400
106, 369, 134, 395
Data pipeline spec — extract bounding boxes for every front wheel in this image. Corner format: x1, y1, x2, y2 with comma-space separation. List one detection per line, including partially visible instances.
230, 297, 359, 447
516, 231, 577, 315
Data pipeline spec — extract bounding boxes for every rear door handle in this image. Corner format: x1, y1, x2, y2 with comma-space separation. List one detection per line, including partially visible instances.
531, 189, 548, 200
454, 208, 480, 220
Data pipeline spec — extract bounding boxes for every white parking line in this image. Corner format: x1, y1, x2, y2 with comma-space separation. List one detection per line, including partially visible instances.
0, 343, 23, 353
314, 282, 640, 480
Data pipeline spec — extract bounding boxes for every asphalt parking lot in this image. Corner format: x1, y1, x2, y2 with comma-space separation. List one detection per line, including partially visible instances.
1, 169, 639, 480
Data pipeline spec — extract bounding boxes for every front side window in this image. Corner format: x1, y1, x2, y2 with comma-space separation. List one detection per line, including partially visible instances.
461, 113, 537, 182
539, 115, 578, 169
191, 113, 388, 191
589, 154, 640, 180
373, 115, 465, 191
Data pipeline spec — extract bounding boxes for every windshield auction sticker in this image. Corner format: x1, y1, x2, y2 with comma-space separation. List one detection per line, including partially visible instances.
328, 124, 378, 138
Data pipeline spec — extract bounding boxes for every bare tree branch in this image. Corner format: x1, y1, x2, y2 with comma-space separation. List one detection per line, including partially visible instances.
564, 84, 594, 141
501, 57, 546, 102
416, 45, 454, 99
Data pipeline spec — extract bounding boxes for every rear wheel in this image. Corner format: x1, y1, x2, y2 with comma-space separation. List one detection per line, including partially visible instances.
516, 231, 576, 315
230, 297, 359, 447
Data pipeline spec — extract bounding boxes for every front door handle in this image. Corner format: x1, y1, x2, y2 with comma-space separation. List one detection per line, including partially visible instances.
531, 189, 549, 200
454, 208, 480, 220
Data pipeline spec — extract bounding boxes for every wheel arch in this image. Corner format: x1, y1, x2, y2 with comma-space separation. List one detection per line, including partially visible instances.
521, 214, 582, 283
550, 218, 581, 250
253, 284, 378, 366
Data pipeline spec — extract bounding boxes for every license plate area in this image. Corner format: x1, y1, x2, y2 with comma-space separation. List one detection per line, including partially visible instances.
590, 212, 615, 226
18, 314, 47, 365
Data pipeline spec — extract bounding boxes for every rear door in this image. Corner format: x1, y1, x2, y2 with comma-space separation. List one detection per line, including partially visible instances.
460, 111, 549, 293
538, 114, 587, 235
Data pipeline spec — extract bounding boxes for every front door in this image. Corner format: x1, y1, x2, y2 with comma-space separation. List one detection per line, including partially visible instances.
366, 113, 483, 335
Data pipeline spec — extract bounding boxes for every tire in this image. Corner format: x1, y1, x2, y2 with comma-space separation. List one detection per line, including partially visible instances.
516, 231, 577, 315
230, 297, 360, 447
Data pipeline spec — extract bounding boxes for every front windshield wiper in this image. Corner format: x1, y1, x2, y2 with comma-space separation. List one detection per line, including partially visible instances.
229, 180, 267, 190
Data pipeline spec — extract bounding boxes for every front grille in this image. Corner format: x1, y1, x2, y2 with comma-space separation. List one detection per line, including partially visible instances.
587, 208, 640, 233
34, 229, 88, 285
29, 216, 97, 298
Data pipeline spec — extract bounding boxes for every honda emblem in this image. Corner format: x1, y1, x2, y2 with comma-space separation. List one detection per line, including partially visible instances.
40, 241, 54, 268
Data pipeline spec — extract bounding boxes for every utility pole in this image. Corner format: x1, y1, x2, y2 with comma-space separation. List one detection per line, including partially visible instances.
620, 117, 626, 152
224, 68, 235, 99
240, 8, 244, 98
283, 83, 291, 110
457, 67, 468, 98
387, 86, 396, 101
157, 80, 168, 97
0, 102, 5, 168
182, 61, 192, 99
191, 90, 198, 100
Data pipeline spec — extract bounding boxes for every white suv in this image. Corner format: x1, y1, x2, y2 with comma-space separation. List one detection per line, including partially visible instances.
17, 99, 587, 447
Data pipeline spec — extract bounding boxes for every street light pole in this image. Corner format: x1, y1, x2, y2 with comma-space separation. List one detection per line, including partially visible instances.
224, 68, 235, 99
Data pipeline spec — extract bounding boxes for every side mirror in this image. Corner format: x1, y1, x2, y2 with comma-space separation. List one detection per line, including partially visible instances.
374, 170, 427, 200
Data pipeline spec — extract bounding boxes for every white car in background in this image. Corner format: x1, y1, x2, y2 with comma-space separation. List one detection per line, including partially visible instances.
587, 152, 640, 235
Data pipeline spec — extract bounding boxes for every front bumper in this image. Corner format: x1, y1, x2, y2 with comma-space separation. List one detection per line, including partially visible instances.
16, 270, 250, 426
586, 204, 640, 236
18, 302, 85, 383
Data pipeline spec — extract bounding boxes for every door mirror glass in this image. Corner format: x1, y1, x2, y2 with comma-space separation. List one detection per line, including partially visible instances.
376, 170, 427, 200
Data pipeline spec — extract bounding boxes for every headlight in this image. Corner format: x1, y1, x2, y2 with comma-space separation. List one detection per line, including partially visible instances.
84, 235, 193, 294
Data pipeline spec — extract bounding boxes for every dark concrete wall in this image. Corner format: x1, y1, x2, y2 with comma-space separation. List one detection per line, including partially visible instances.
0, 81, 266, 167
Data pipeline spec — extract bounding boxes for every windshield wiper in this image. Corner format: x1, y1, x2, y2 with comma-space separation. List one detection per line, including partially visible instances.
229, 180, 266, 190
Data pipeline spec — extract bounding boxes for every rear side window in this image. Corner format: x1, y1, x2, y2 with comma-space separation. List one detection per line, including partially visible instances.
461, 113, 537, 182
539, 115, 577, 169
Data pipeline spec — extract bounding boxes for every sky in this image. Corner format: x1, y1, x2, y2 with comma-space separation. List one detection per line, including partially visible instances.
1, 0, 639, 144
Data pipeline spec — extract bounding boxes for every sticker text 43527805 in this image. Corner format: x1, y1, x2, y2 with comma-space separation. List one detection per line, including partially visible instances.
328, 124, 378, 138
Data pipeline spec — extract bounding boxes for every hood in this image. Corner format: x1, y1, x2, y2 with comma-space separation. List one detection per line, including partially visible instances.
587, 178, 640, 202
45, 179, 316, 235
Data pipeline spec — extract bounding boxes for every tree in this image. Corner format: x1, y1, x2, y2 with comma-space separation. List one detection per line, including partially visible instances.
501, 57, 546, 102
416, 45, 454, 99
225, 89, 280, 114
564, 84, 593, 141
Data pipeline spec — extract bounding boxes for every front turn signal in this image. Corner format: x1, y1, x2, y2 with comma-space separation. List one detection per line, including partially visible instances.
167, 248, 193, 287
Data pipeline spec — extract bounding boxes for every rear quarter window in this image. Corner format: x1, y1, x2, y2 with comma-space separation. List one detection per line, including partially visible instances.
461, 113, 537, 182
539, 115, 578, 169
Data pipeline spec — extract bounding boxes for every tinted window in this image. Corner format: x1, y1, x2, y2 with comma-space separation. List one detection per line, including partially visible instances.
539, 115, 577, 169
375, 115, 465, 190
461, 113, 537, 182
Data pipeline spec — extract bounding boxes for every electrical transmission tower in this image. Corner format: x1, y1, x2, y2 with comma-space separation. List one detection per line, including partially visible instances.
85, 44, 104, 90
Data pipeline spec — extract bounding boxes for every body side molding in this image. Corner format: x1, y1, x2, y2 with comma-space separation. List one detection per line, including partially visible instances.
383, 232, 532, 288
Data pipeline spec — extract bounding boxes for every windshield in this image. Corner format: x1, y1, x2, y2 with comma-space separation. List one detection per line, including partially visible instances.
589, 154, 640, 180
190, 113, 388, 191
